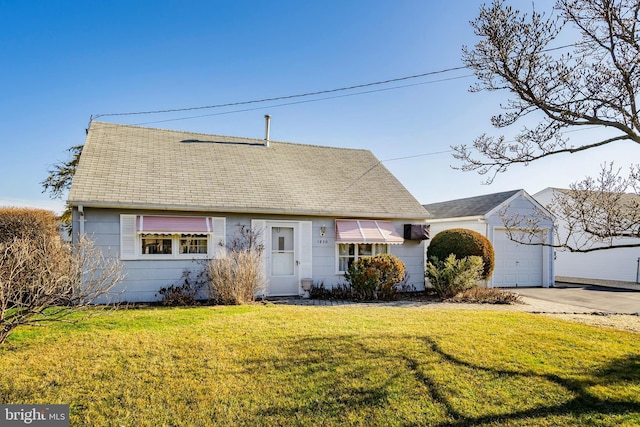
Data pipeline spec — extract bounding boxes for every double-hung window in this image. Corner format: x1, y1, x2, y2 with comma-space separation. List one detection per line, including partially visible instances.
120, 215, 226, 260
334, 219, 404, 273
179, 235, 209, 254
140, 233, 209, 256
338, 243, 388, 272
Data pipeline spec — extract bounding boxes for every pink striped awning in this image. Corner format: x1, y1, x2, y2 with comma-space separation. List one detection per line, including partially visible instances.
335, 220, 404, 244
137, 216, 212, 235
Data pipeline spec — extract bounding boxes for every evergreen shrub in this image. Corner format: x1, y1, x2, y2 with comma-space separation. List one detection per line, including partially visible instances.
425, 254, 484, 298
426, 228, 495, 279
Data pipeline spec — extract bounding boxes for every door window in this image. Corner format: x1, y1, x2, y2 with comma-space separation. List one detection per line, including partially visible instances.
271, 226, 294, 276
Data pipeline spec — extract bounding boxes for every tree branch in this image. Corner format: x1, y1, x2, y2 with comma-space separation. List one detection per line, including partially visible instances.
457, 0, 640, 181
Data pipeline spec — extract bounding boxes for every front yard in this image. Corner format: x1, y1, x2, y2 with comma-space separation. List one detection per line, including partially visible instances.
1, 305, 638, 426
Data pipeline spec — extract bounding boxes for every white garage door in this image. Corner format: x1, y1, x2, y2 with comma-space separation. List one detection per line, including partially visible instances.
492, 229, 543, 287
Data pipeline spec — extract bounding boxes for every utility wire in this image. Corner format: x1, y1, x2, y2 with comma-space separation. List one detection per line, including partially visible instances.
94, 41, 582, 121
133, 74, 473, 126
381, 150, 455, 162
379, 126, 602, 163
93, 66, 468, 119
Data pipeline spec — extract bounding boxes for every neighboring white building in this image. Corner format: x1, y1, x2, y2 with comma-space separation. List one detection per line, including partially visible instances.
534, 187, 640, 286
424, 189, 555, 288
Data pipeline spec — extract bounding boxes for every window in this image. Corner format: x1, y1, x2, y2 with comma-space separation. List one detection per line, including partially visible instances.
142, 235, 173, 254
141, 233, 208, 257
337, 243, 388, 272
137, 215, 214, 258
120, 215, 226, 261
180, 234, 208, 254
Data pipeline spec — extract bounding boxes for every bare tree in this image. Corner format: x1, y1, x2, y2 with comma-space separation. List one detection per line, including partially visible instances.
0, 234, 124, 344
456, 0, 640, 251
501, 164, 640, 252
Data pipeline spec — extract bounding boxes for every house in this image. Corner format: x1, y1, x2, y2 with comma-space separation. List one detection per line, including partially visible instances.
423, 189, 554, 288
67, 121, 430, 302
534, 187, 640, 287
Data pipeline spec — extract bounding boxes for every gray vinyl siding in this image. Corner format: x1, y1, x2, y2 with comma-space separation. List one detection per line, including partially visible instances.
74, 208, 427, 302
388, 239, 425, 291
73, 208, 203, 303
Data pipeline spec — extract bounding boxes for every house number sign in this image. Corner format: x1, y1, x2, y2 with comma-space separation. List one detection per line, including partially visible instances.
316, 238, 329, 247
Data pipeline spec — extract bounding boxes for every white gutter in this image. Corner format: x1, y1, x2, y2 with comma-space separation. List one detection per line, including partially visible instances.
427, 216, 485, 224
68, 201, 430, 220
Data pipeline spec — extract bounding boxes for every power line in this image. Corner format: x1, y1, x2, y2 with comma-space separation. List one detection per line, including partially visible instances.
133, 74, 473, 126
93, 40, 584, 122
378, 126, 602, 163
381, 150, 455, 162
93, 66, 468, 120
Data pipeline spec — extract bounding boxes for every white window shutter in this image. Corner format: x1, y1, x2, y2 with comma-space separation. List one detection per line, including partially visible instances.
211, 217, 226, 256
298, 221, 313, 279
120, 214, 137, 260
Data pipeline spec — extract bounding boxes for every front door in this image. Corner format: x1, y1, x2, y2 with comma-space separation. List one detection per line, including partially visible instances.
267, 222, 299, 296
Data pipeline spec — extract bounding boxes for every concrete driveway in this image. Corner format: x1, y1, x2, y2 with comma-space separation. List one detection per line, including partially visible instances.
513, 284, 640, 314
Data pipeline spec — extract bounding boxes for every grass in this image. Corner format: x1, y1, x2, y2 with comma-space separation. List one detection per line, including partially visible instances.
1, 305, 639, 426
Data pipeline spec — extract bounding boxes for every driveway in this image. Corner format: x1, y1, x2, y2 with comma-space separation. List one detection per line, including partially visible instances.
513, 284, 640, 314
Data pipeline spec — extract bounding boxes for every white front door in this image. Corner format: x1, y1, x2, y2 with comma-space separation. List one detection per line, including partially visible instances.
267, 222, 300, 296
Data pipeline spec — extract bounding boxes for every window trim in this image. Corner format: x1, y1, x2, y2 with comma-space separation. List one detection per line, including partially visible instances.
336, 242, 390, 274
120, 215, 226, 261
139, 233, 211, 260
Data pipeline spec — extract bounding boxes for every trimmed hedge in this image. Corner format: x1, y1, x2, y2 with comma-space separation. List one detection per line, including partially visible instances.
0, 207, 61, 244
427, 228, 495, 279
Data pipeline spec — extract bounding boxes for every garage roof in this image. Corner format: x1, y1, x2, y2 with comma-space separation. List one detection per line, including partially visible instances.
423, 190, 521, 219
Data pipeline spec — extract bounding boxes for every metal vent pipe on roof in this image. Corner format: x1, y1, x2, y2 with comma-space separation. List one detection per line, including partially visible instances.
264, 115, 271, 147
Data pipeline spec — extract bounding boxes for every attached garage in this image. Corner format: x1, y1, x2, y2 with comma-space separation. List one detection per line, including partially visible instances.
424, 189, 554, 288
492, 229, 543, 287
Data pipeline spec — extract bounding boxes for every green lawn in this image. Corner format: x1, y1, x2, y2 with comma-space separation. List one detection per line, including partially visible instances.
1, 305, 639, 426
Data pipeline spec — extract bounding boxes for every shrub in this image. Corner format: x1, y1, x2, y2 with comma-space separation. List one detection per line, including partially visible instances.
207, 249, 266, 305
0, 207, 60, 243
206, 225, 266, 305
309, 281, 353, 300
0, 231, 124, 344
446, 287, 523, 304
156, 269, 206, 306
425, 254, 484, 299
344, 254, 406, 301
427, 228, 495, 279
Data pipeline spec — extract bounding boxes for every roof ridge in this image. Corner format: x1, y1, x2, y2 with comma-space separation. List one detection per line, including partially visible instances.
90, 120, 266, 143
424, 189, 521, 207
89, 120, 371, 153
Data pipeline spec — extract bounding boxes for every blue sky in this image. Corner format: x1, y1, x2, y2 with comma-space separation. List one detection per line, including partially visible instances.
1, 0, 635, 214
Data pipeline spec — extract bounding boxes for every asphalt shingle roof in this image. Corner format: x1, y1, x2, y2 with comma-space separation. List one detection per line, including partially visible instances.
68, 121, 429, 219
423, 190, 521, 219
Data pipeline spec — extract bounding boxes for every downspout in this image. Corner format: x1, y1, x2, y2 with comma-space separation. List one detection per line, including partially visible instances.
78, 205, 85, 237
484, 219, 491, 288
